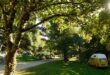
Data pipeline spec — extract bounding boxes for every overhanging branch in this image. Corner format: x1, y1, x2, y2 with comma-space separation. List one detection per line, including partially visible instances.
22, 13, 75, 32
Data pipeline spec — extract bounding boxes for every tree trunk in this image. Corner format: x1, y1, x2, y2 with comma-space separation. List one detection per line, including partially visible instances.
4, 31, 21, 75
4, 50, 17, 75
63, 49, 68, 62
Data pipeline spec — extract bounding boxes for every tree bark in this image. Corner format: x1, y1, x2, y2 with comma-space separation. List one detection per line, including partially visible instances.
4, 50, 17, 75
4, 30, 21, 75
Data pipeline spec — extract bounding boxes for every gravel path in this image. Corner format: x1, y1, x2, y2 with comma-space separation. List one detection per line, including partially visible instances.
0, 59, 54, 75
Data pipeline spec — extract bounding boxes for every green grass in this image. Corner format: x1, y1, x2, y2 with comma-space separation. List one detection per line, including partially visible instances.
16, 61, 110, 75
17, 56, 38, 62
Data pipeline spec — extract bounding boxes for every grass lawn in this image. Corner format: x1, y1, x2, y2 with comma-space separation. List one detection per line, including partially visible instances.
16, 61, 110, 75
17, 56, 38, 62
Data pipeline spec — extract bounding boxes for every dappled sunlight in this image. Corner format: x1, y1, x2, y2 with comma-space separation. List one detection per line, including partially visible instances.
16, 61, 110, 75
60, 68, 80, 75
16, 71, 35, 75
59, 62, 83, 75
69, 57, 78, 61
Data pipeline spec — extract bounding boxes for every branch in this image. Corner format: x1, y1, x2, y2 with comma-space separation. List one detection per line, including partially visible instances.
21, 1, 90, 32
22, 13, 76, 32
7, 0, 18, 32
8, 0, 17, 23
21, 1, 84, 32
0, 0, 17, 32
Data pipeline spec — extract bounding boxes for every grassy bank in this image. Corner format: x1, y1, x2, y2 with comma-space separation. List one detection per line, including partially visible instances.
16, 60, 110, 75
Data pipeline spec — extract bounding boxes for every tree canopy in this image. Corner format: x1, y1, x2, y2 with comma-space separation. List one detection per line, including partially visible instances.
0, 0, 108, 75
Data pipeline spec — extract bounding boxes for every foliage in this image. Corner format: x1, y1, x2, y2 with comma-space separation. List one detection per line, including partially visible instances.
47, 19, 85, 62
0, 0, 107, 74
99, 10, 110, 44
19, 33, 31, 50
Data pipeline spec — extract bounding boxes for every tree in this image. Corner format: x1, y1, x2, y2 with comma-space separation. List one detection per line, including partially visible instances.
0, 0, 103, 75
57, 29, 74, 62
48, 19, 84, 62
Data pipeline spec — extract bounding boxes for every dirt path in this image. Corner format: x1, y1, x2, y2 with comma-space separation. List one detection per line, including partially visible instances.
0, 59, 55, 75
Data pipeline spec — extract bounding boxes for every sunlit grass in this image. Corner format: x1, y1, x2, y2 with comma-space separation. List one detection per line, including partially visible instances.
69, 57, 78, 61
17, 56, 37, 62
16, 61, 110, 75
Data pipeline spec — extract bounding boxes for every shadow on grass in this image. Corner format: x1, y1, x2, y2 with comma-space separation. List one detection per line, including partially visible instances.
16, 61, 110, 75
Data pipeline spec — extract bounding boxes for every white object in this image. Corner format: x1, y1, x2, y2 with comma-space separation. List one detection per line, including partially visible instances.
40, 35, 49, 40
38, 24, 43, 28
90, 53, 107, 59
40, 30, 46, 36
